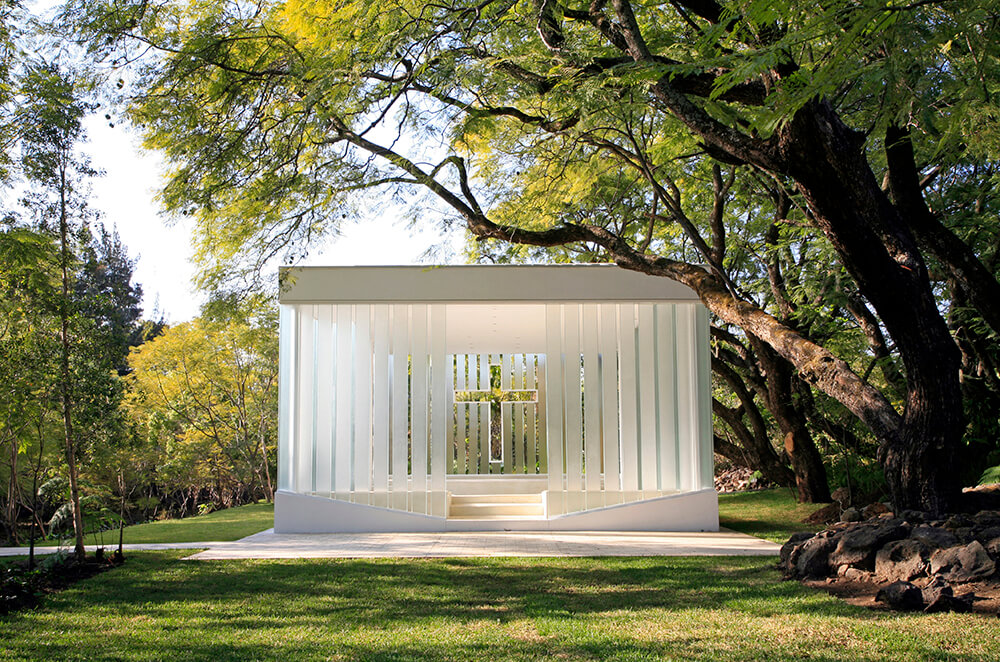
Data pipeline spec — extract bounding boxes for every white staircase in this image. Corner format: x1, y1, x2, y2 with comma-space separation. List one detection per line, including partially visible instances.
448, 493, 544, 520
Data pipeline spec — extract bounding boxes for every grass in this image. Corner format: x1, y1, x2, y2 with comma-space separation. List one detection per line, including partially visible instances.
2, 551, 998, 661
718, 488, 828, 543
30, 489, 817, 548
39, 502, 275, 547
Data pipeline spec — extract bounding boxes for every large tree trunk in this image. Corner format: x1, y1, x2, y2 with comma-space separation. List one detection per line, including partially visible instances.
711, 356, 797, 490
758, 348, 831, 503
779, 102, 964, 514
58, 164, 87, 560
340, 4, 964, 513
885, 125, 1000, 336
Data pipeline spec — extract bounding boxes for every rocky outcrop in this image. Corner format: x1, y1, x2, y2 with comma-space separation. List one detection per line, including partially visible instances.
782, 507, 1000, 613
929, 541, 996, 583
875, 539, 927, 583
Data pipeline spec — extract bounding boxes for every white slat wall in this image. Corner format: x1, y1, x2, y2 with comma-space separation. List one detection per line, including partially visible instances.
352, 305, 372, 502
655, 304, 678, 491
409, 305, 429, 513
513, 355, 525, 473
479, 356, 490, 473
562, 305, 583, 513
599, 304, 620, 503
535, 355, 547, 475
314, 307, 334, 496
696, 305, 714, 490
544, 305, 564, 514
526, 356, 538, 474
472, 355, 480, 474
371, 306, 390, 508
637, 304, 658, 496
334, 305, 353, 500
277, 306, 295, 492
617, 304, 639, 498
295, 306, 315, 494
501, 353, 513, 473
455, 354, 468, 474
391, 305, 409, 510
429, 306, 448, 516
581, 305, 601, 509
281, 299, 712, 517
675, 304, 696, 492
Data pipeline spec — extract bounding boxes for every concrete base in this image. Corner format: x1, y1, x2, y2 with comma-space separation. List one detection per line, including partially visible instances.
274, 488, 719, 533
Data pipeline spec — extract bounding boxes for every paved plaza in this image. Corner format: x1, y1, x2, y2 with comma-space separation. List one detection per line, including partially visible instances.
185, 528, 780, 559
1, 528, 780, 560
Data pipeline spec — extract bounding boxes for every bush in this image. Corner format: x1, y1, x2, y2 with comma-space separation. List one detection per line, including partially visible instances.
979, 464, 1000, 486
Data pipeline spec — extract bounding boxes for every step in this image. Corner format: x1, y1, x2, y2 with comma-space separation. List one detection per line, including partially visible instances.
446, 515, 547, 521
449, 493, 542, 505
449, 502, 544, 518
448, 492, 544, 519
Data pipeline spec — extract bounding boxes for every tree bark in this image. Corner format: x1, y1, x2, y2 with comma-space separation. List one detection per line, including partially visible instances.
333, 4, 965, 513
711, 357, 796, 489
58, 161, 86, 560
754, 345, 831, 503
885, 125, 1000, 336
778, 102, 963, 513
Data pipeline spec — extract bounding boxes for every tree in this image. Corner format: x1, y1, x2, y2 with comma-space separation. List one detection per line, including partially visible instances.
68, 0, 1000, 512
16, 62, 96, 557
0, 225, 60, 546
127, 313, 278, 508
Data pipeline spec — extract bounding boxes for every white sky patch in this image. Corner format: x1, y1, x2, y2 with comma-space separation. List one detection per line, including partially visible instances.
82, 115, 465, 324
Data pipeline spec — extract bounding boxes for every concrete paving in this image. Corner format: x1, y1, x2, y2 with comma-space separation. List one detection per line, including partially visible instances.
184, 528, 781, 560
1, 529, 781, 560
0, 541, 231, 557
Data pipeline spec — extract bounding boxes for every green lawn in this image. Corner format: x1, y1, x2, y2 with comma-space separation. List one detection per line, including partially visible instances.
41, 502, 275, 547
2, 551, 997, 661
718, 488, 828, 543
32, 489, 816, 549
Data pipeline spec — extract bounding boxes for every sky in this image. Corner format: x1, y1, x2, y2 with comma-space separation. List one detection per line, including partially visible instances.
82, 115, 463, 324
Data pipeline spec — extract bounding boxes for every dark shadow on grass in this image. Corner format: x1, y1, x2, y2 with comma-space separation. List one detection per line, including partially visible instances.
3, 553, 995, 662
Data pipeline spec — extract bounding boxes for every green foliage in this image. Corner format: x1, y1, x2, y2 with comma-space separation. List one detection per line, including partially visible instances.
5, 551, 1000, 660
56, 0, 1000, 503
126, 311, 279, 507
979, 464, 1000, 487
37, 501, 275, 545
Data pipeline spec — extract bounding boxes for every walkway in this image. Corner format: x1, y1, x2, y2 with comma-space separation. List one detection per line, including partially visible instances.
1, 529, 780, 560
186, 528, 780, 559
0, 541, 230, 557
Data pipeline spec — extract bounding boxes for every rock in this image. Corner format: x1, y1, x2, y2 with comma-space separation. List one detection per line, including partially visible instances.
803, 502, 841, 526
780, 532, 815, 568
841, 507, 864, 522
974, 511, 1000, 528
875, 581, 924, 611
986, 537, 1000, 558
920, 576, 951, 603
829, 519, 909, 570
875, 539, 928, 582
795, 532, 841, 579
924, 589, 976, 614
714, 466, 774, 493
863, 502, 892, 519
900, 509, 928, 524
952, 527, 976, 544
831, 486, 851, 506
945, 514, 974, 530
842, 567, 872, 582
960, 486, 1000, 513
910, 524, 960, 549
974, 526, 1000, 544
929, 541, 997, 583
